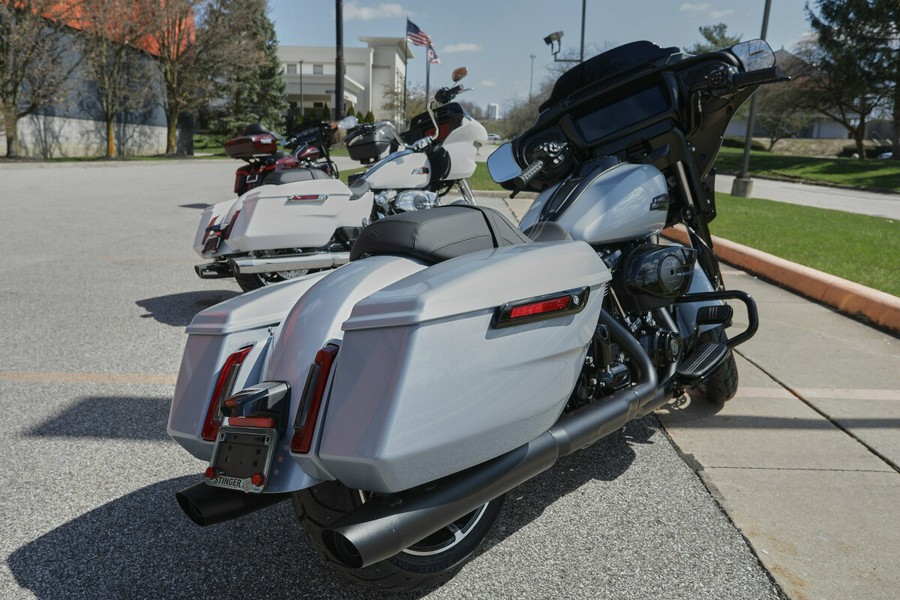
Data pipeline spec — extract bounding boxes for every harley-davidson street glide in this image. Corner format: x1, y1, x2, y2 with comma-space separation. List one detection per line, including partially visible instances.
167, 40, 782, 591
192, 67, 487, 292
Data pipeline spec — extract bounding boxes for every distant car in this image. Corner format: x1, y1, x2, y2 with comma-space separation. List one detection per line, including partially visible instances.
878, 151, 893, 159
487, 133, 502, 143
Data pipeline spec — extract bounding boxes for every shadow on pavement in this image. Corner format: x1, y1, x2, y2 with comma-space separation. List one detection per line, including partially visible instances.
180, 203, 211, 210
8, 421, 654, 600
136, 289, 239, 327
26, 395, 171, 441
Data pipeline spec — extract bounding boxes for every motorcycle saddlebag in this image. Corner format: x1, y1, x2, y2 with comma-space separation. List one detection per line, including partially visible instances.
318, 240, 612, 493
227, 177, 372, 251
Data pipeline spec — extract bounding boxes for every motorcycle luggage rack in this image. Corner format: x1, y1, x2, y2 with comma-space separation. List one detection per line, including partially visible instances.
674, 290, 758, 348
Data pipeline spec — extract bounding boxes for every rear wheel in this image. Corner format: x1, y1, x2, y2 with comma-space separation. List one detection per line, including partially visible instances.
694, 327, 739, 403
293, 481, 505, 592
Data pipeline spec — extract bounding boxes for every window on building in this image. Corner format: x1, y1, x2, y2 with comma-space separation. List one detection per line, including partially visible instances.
313, 102, 324, 108
313, 64, 324, 75
286, 64, 298, 75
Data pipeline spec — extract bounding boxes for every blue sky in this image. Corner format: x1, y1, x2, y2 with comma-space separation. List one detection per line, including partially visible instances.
268, 1, 812, 111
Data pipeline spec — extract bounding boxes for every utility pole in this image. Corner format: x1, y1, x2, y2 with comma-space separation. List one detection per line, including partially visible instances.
335, 0, 345, 121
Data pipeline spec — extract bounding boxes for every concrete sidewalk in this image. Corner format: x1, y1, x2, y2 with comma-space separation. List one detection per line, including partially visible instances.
477, 191, 900, 600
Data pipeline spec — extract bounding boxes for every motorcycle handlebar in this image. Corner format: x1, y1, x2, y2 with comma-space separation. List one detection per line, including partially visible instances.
733, 66, 785, 89
513, 159, 545, 191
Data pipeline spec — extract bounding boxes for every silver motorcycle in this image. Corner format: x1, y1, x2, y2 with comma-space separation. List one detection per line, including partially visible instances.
167, 40, 782, 592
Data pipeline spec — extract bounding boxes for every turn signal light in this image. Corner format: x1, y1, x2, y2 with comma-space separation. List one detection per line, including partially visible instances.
201, 345, 253, 441
290, 344, 339, 454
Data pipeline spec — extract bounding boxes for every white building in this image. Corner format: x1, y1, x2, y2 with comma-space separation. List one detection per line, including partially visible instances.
487, 103, 501, 121
278, 37, 410, 124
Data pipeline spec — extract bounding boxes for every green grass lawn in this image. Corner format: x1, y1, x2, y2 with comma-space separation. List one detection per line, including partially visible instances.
710, 194, 898, 296
715, 147, 900, 192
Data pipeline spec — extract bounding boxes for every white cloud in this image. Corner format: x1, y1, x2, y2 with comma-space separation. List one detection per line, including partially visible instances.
680, 3, 710, 12
442, 43, 481, 54
710, 9, 734, 18
479, 79, 497, 88
345, 2, 406, 21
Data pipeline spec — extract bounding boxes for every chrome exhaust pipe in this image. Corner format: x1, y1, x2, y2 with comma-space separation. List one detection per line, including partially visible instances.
230, 252, 350, 274
176, 483, 290, 526
322, 311, 658, 568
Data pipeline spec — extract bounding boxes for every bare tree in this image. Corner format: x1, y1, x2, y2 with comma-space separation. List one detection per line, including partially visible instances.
0, 0, 78, 157
140, 0, 200, 154
793, 35, 888, 159
75, 0, 161, 157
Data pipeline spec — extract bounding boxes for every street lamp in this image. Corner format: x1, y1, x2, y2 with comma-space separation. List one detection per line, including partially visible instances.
299, 60, 304, 122
529, 54, 536, 99
731, 0, 773, 198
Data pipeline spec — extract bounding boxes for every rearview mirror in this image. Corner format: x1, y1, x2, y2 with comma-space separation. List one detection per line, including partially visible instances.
730, 39, 775, 72
487, 143, 522, 184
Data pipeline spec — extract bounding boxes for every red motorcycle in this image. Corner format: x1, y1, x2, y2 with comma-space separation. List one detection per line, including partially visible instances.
225, 122, 339, 197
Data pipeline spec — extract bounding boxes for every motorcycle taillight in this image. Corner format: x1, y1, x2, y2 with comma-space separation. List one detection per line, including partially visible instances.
201, 345, 253, 441
290, 344, 339, 454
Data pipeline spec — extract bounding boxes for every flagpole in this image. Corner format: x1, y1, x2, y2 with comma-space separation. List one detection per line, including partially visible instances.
403, 22, 408, 126
425, 51, 431, 109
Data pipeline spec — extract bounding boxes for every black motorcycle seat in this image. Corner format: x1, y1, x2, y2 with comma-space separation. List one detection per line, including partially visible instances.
349, 205, 532, 264
263, 168, 331, 186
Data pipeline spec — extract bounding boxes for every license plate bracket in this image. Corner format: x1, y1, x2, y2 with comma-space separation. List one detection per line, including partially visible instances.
206, 426, 278, 493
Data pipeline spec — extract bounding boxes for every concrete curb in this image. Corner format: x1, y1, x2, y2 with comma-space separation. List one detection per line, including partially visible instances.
662, 226, 900, 334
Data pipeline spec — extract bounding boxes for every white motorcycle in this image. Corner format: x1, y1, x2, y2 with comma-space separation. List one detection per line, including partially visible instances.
193, 67, 487, 291
168, 41, 781, 591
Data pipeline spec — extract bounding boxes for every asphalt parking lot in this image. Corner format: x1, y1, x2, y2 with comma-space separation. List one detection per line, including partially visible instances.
0, 160, 784, 599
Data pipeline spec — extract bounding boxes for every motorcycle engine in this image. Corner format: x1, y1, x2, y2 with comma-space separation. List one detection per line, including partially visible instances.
610, 244, 697, 313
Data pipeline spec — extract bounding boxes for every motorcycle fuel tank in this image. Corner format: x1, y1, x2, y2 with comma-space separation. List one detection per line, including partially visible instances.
520, 162, 669, 244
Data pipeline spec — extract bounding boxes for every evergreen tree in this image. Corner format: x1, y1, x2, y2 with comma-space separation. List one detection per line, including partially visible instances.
208, 0, 286, 134
684, 23, 742, 54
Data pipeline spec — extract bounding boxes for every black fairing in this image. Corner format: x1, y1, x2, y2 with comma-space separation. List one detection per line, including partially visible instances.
402, 103, 468, 145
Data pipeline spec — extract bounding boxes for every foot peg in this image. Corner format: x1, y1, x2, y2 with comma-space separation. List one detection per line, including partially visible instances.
675, 342, 729, 385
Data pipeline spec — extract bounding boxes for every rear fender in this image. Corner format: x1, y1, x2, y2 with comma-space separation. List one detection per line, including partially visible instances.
167, 271, 329, 460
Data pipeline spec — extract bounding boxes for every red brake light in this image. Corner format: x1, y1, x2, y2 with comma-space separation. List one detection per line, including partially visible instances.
201, 216, 219, 245
290, 343, 339, 454
201, 345, 253, 441
494, 288, 589, 329
226, 416, 275, 429
509, 296, 571, 319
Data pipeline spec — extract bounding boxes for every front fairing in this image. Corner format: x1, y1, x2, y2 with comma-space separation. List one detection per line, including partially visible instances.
362, 149, 430, 190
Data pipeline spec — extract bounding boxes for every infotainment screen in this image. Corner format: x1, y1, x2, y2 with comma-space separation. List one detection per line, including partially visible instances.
574, 83, 671, 144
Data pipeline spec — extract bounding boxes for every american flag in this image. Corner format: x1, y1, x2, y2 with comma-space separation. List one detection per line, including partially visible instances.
406, 19, 433, 48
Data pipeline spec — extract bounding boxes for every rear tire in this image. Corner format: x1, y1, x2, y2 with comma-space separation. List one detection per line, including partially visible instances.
694, 327, 739, 403
293, 481, 505, 592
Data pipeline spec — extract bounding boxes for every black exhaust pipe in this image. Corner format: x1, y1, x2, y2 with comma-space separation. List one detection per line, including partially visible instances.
176, 483, 290, 526
323, 311, 659, 568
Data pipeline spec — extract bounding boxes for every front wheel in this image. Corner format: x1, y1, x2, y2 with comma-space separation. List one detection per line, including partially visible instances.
293, 481, 505, 592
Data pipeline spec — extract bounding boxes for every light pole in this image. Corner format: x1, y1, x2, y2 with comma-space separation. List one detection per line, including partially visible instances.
731, 0, 772, 198
529, 54, 536, 99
